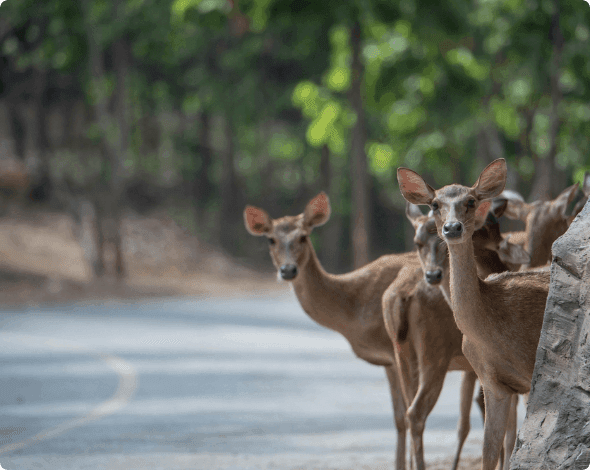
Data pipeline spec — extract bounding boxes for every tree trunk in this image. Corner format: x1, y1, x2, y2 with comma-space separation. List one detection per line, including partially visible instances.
319, 144, 331, 195
529, 6, 563, 201
83, 0, 129, 278
517, 106, 537, 198
111, 36, 131, 278
259, 121, 274, 211
86, 35, 109, 279
7, 102, 25, 160
219, 115, 238, 251
348, 21, 370, 269
93, 197, 107, 277
529, 157, 553, 201
193, 111, 213, 223
112, 36, 130, 198
478, 122, 505, 182
61, 100, 74, 148
30, 69, 52, 203
319, 145, 342, 272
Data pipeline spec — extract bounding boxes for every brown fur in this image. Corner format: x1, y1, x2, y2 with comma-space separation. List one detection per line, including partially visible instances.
502, 184, 579, 268
244, 192, 420, 470
502, 230, 527, 247
393, 203, 528, 470
383, 264, 473, 470
476, 271, 549, 392
397, 159, 551, 470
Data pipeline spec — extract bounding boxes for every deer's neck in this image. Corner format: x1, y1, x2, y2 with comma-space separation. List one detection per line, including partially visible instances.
291, 247, 357, 332
439, 269, 452, 308
526, 223, 562, 268
447, 238, 487, 337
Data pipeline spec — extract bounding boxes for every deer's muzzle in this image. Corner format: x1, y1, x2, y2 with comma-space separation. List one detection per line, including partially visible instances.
279, 264, 298, 280
425, 269, 443, 285
442, 221, 463, 239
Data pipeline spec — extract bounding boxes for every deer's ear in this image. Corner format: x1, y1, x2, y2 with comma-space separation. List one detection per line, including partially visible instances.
303, 191, 331, 228
244, 205, 272, 236
500, 189, 525, 202
498, 189, 530, 221
473, 159, 507, 200
397, 168, 435, 205
554, 183, 579, 218
497, 237, 531, 266
491, 198, 508, 219
405, 202, 424, 225
474, 200, 492, 229
502, 199, 531, 222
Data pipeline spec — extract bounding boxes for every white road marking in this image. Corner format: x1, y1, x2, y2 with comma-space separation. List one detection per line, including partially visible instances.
0, 335, 138, 456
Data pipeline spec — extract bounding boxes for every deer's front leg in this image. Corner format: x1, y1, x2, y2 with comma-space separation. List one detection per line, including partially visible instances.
451, 371, 477, 470
385, 365, 408, 470
501, 394, 518, 470
481, 387, 512, 470
405, 362, 447, 470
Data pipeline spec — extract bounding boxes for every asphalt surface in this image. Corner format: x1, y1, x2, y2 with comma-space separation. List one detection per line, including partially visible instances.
0, 292, 526, 469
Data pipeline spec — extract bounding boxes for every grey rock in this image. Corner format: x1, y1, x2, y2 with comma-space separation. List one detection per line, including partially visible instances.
510, 200, 590, 469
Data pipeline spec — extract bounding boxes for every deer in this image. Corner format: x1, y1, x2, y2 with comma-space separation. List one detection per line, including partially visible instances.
383, 201, 530, 470
383, 262, 477, 470
397, 158, 551, 470
497, 182, 581, 269
406, 202, 529, 469
245, 191, 528, 470
244, 191, 420, 470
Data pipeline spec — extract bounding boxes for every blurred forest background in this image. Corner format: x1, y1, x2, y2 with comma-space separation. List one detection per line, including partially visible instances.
0, 0, 589, 288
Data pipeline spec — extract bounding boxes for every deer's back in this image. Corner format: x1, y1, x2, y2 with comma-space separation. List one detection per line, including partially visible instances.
478, 270, 550, 384
339, 251, 419, 304
331, 251, 420, 366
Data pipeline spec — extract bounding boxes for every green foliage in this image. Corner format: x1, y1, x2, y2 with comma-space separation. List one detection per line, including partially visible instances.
366, 142, 397, 177
323, 26, 352, 92
268, 132, 304, 161
490, 97, 522, 139
446, 47, 490, 81
2, 0, 590, 262
292, 78, 355, 155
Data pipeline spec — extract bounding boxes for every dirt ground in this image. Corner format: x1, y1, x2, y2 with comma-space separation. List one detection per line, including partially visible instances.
0, 210, 482, 469
0, 209, 289, 307
290, 456, 483, 470
425, 456, 481, 470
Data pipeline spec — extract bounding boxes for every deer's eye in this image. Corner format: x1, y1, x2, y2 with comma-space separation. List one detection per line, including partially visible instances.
467, 199, 476, 209
268, 238, 276, 245
300, 235, 307, 243
431, 201, 439, 211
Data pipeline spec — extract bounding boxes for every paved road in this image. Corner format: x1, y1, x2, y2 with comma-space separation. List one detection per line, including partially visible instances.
0, 293, 525, 469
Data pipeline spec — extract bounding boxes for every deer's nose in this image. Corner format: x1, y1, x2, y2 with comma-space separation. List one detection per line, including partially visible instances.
442, 222, 463, 238
280, 264, 298, 280
425, 269, 443, 285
